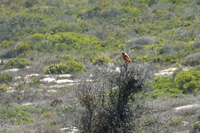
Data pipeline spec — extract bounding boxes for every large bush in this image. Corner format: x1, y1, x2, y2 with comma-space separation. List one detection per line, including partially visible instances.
76, 63, 155, 132
151, 70, 200, 98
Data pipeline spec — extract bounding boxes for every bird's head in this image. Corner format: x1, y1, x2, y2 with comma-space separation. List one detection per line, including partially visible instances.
122, 52, 125, 55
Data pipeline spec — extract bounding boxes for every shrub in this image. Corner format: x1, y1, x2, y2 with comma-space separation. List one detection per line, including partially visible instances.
191, 121, 200, 132
92, 55, 111, 65
171, 117, 183, 126
151, 70, 200, 98
0, 72, 13, 83
76, 63, 153, 132
29, 78, 41, 86
174, 70, 200, 94
183, 52, 200, 66
43, 61, 83, 74
1, 58, 32, 69
43, 112, 53, 118
0, 84, 8, 92
0, 41, 31, 58
120, 7, 141, 16
30, 33, 44, 40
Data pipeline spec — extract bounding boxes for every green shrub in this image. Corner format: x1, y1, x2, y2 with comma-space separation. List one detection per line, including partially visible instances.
30, 33, 44, 40
43, 60, 83, 74
1, 58, 32, 69
171, 117, 183, 126
0, 41, 31, 58
43, 112, 53, 118
29, 78, 41, 86
36, 32, 102, 53
151, 70, 200, 98
48, 120, 56, 125
191, 121, 200, 132
92, 55, 111, 65
174, 70, 200, 93
0, 84, 8, 92
120, 7, 141, 16
43, 63, 68, 74
0, 40, 16, 48
0, 72, 13, 83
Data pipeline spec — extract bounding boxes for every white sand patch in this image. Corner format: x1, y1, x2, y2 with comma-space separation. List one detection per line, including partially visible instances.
155, 71, 173, 76
47, 89, 57, 93
57, 74, 72, 78
174, 104, 200, 112
14, 76, 21, 80
41, 78, 56, 82
6, 87, 16, 93
25, 73, 39, 79
155, 67, 190, 77
44, 75, 50, 77
25, 66, 32, 69
22, 102, 33, 106
4, 68, 19, 72
183, 67, 189, 71
50, 83, 79, 88
6, 90, 16, 93
55, 79, 74, 84
60, 127, 69, 131
155, 68, 177, 76
162, 68, 177, 72
86, 79, 94, 82
60, 127, 78, 133
115, 67, 120, 73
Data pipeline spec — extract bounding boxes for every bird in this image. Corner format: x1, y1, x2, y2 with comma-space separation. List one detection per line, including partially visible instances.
122, 52, 132, 63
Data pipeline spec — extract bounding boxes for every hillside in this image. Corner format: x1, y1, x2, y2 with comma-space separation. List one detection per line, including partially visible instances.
1, 0, 200, 132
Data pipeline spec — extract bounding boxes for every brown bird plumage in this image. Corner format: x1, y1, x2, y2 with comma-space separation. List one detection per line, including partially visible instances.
122, 52, 132, 63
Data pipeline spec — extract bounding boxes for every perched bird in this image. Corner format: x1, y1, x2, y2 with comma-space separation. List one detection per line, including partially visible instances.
122, 52, 132, 63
